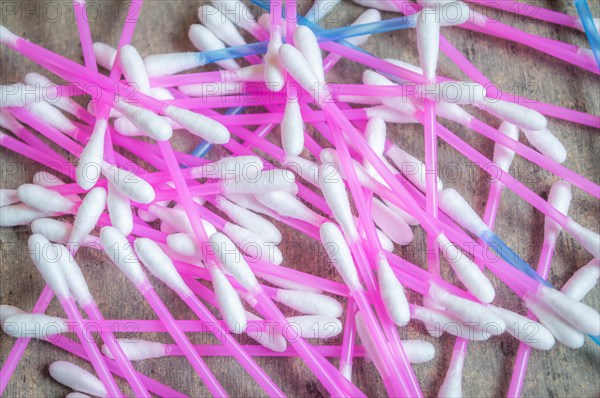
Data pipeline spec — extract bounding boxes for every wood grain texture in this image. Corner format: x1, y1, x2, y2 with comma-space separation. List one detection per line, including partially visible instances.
1, 0, 599, 397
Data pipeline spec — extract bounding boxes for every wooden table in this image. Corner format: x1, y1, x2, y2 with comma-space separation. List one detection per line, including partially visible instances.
1, 1, 599, 396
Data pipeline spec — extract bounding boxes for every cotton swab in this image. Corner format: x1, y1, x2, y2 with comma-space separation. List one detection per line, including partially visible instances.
561, 259, 600, 300
48, 361, 108, 398
28, 234, 123, 397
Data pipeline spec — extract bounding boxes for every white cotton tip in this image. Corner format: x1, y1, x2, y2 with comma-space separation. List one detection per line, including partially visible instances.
566, 219, 600, 260
76, 119, 107, 190
100, 226, 147, 287
149, 205, 192, 234
210, 0, 259, 34
107, 182, 133, 236
488, 305, 555, 350
113, 117, 145, 137
32, 171, 66, 188
102, 164, 155, 204
0, 83, 37, 107
167, 233, 201, 257
362, 70, 419, 117
364, 105, 420, 124
385, 144, 443, 193
215, 196, 281, 243
561, 258, 600, 301
0, 109, 24, 133
150, 87, 175, 101
416, 8, 440, 82
475, 99, 547, 131
17, 184, 74, 214
543, 181, 572, 245
0, 203, 55, 227
0, 305, 25, 324
164, 106, 230, 144
258, 273, 323, 294
66, 392, 91, 398
210, 267, 247, 333
364, 117, 387, 178
492, 121, 520, 173
294, 26, 325, 84
405, 340, 435, 364
346, 9, 382, 46
135, 238, 192, 296
245, 312, 288, 352
433, 1, 471, 26
439, 188, 489, 236
0, 25, 20, 46
378, 257, 410, 326
209, 232, 260, 292
376, 228, 395, 252
438, 349, 465, 398
436, 234, 496, 303
2, 313, 68, 339
320, 222, 361, 291
31, 218, 72, 244
143, 52, 202, 77
190, 156, 263, 180
93, 42, 117, 70
114, 99, 172, 141
221, 169, 296, 195
24, 101, 76, 133
305, 0, 342, 23
535, 285, 600, 336
354, 311, 389, 375
49, 361, 108, 398
411, 305, 492, 341
221, 64, 265, 83
189, 24, 240, 70
351, 0, 399, 12
102, 338, 167, 361
275, 290, 343, 318
279, 44, 329, 104
0, 189, 19, 207
199, 4, 247, 46
286, 315, 342, 339
429, 284, 504, 334
119, 45, 151, 95
224, 193, 278, 218
222, 223, 283, 265
524, 294, 585, 349
255, 191, 323, 227
382, 198, 419, 226
216, 196, 281, 244
263, 26, 286, 92
70, 187, 106, 246
54, 244, 94, 306
436, 101, 474, 125
522, 129, 567, 164
372, 198, 413, 245
281, 156, 319, 186
281, 96, 305, 157
28, 234, 70, 299
105, 338, 163, 369
318, 163, 359, 242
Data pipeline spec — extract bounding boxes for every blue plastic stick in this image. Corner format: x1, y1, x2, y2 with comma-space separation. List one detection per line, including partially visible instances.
575, 0, 600, 69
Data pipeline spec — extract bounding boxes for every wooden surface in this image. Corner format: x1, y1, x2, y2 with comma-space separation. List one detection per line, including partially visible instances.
1, 0, 599, 397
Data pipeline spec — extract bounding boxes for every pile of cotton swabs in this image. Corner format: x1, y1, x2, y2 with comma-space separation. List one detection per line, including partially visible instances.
0, 0, 599, 396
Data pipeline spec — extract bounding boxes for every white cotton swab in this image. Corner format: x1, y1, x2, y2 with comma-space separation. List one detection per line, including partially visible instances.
198, 4, 247, 47
428, 284, 506, 334
437, 347, 466, 398
264, 25, 286, 92
93, 42, 117, 70
107, 182, 134, 236
102, 339, 168, 361
48, 361, 108, 398
0, 189, 19, 207
0, 305, 25, 324
410, 305, 491, 341
210, 0, 261, 35
209, 232, 260, 293
215, 196, 282, 243
524, 294, 585, 349
255, 191, 324, 226
17, 184, 75, 214
188, 24, 240, 70
286, 315, 343, 339
522, 128, 567, 164
244, 312, 288, 352
293, 26, 325, 84
493, 121, 520, 173
76, 119, 107, 190
0, 203, 56, 227
487, 305, 556, 350
222, 222, 283, 264
31, 219, 98, 247
371, 198, 413, 245
113, 98, 173, 141
305, 0, 342, 23
119, 44, 151, 94
416, 7, 440, 82
318, 164, 359, 242
473, 98, 548, 132
561, 259, 600, 301
281, 85, 305, 156
69, 187, 106, 248
273, 289, 343, 318
385, 143, 443, 193
2, 313, 70, 339
377, 256, 410, 326
209, 266, 248, 333
544, 180, 572, 247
